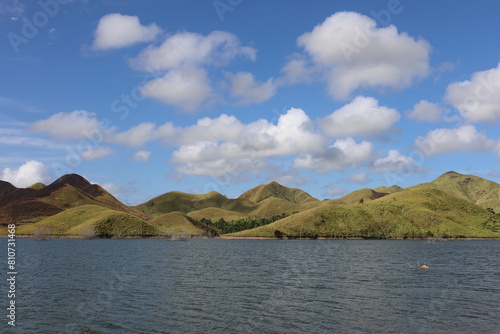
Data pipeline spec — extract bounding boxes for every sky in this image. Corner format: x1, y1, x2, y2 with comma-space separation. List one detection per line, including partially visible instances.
1, 0, 500, 205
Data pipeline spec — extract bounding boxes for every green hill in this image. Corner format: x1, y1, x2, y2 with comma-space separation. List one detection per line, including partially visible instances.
326, 188, 387, 205
238, 181, 318, 204
134, 190, 230, 216
188, 207, 247, 221
149, 211, 207, 236
229, 187, 500, 239
373, 185, 402, 194
28, 182, 46, 190
15, 205, 157, 237
409, 171, 500, 211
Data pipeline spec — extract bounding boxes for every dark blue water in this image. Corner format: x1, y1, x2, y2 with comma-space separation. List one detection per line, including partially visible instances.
1, 239, 499, 333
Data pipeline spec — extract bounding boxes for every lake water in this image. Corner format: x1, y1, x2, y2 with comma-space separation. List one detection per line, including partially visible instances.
2, 238, 499, 333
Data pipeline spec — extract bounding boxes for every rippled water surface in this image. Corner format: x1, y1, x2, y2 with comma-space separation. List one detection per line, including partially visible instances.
4, 238, 500, 333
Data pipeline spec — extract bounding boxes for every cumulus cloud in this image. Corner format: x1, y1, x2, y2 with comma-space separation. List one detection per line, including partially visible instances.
171, 108, 325, 176
293, 138, 374, 173
373, 150, 415, 172
92, 13, 161, 50
132, 150, 151, 162
173, 158, 269, 178
81, 147, 114, 160
140, 65, 213, 112
171, 108, 324, 164
30, 110, 103, 140
406, 100, 448, 122
131, 30, 256, 111
130, 30, 256, 72
323, 186, 347, 197
346, 171, 369, 184
290, 11, 431, 99
414, 125, 495, 156
1, 160, 51, 188
320, 96, 400, 137
226, 71, 277, 105
445, 63, 500, 122
106, 122, 159, 148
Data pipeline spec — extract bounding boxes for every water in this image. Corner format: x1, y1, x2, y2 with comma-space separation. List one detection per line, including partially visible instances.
2, 238, 499, 333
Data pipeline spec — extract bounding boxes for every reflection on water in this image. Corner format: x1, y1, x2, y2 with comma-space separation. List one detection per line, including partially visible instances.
4, 238, 499, 333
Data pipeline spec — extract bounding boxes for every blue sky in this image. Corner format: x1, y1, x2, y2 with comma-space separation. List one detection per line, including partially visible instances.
1, 0, 500, 204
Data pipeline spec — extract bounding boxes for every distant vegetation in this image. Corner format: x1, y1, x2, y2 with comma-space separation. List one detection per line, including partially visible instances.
2, 171, 500, 239
199, 213, 291, 234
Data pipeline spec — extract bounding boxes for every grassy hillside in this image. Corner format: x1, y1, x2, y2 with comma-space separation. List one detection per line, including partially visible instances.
14, 205, 157, 237
28, 183, 46, 190
238, 181, 318, 204
134, 191, 230, 216
373, 185, 402, 194
326, 188, 387, 205
188, 207, 247, 221
149, 211, 207, 236
230, 187, 500, 238
409, 171, 500, 211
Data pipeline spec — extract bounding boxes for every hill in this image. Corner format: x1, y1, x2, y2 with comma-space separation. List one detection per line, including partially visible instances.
14, 205, 157, 237
0, 174, 149, 225
149, 211, 207, 236
326, 188, 387, 205
229, 187, 500, 239
409, 171, 500, 211
373, 185, 402, 194
133, 181, 314, 219
134, 190, 230, 216
238, 181, 318, 204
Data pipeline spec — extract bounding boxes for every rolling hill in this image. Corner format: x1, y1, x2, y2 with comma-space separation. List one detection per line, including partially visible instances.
15, 205, 157, 238
0, 174, 149, 225
408, 171, 500, 211
238, 181, 318, 204
230, 187, 500, 239
2, 171, 500, 238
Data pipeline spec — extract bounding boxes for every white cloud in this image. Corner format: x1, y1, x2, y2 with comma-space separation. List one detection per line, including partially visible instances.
373, 150, 414, 172
1, 160, 51, 188
132, 150, 151, 162
173, 158, 268, 178
226, 71, 277, 105
140, 65, 213, 112
131, 30, 256, 112
292, 11, 430, 100
81, 147, 114, 160
92, 13, 161, 50
406, 100, 448, 122
106, 122, 158, 148
280, 54, 315, 85
130, 30, 256, 72
347, 171, 369, 183
171, 108, 325, 165
415, 125, 495, 156
323, 186, 347, 197
320, 96, 400, 137
293, 137, 374, 173
445, 63, 500, 122
30, 110, 103, 140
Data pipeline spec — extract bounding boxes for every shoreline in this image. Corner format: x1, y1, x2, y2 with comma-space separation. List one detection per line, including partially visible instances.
1, 234, 500, 241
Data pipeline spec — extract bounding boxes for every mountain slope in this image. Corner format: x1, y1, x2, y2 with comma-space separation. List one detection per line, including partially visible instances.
238, 181, 318, 204
15, 205, 157, 237
409, 171, 500, 211
0, 174, 149, 225
134, 190, 231, 216
149, 211, 207, 236
230, 187, 500, 238
326, 188, 387, 205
